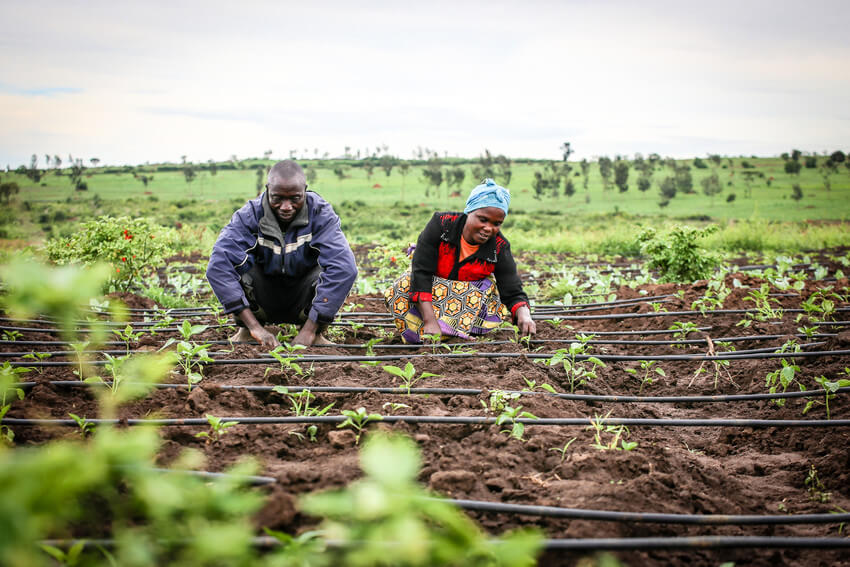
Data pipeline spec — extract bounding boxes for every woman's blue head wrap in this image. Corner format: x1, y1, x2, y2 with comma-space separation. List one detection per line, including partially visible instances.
463, 178, 510, 215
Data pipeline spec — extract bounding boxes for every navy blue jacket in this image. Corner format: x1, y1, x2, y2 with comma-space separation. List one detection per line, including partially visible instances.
206, 191, 357, 324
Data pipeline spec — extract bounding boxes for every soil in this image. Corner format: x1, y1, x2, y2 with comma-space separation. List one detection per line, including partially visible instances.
4, 270, 850, 567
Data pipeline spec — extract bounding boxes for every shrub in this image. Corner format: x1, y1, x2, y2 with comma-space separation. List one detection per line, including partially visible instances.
636, 225, 721, 282
784, 160, 802, 175
805, 156, 817, 168
693, 157, 708, 169
44, 216, 177, 292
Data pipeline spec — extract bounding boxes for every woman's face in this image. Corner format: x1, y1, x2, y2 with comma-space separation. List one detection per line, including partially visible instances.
462, 206, 506, 245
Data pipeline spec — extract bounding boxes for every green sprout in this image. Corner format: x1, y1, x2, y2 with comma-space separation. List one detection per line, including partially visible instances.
195, 414, 239, 445
337, 407, 382, 445
587, 411, 637, 451
549, 437, 577, 463
495, 404, 539, 441
265, 343, 307, 378
112, 324, 144, 354
69, 413, 96, 438
542, 334, 605, 393
382, 361, 440, 394
625, 360, 666, 394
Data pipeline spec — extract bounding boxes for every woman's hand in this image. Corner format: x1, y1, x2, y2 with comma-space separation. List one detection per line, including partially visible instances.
514, 305, 536, 337
417, 299, 443, 340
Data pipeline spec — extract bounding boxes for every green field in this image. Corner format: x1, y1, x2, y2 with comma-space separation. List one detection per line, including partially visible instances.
2, 155, 849, 255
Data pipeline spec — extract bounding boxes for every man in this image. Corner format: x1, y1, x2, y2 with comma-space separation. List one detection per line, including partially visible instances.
206, 160, 357, 347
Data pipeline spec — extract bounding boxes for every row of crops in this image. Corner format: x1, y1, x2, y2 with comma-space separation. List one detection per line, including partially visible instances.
1, 253, 849, 566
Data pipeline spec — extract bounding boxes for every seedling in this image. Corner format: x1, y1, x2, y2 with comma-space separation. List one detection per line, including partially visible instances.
543, 318, 573, 330
549, 437, 577, 463
381, 361, 440, 394
21, 351, 52, 373
626, 360, 666, 394
543, 334, 605, 393
148, 312, 175, 335
805, 465, 831, 503
337, 407, 382, 445
1, 370, 27, 445
177, 319, 208, 341
360, 337, 383, 367
272, 387, 335, 418
587, 411, 637, 451
173, 341, 213, 391
521, 377, 557, 394
481, 389, 520, 413
342, 302, 364, 313
40, 540, 86, 566
382, 401, 410, 414
69, 413, 96, 438
797, 326, 819, 341
325, 325, 346, 343
803, 374, 850, 419
765, 358, 801, 406
743, 284, 783, 322
70, 341, 91, 380
348, 321, 365, 339
195, 414, 238, 445
669, 321, 699, 347
495, 405, 539, 441
86, 353, 130, 397
112, 324, 144, 354
266, 343, 307, 378
276, 324, 298, 344
1, 330, 22, 341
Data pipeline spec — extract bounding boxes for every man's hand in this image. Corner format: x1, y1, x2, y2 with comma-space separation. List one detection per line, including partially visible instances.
293, 318, 321, 347
515, 305, 536, 337
251, 327, 280, 349
236, 307, 279, 348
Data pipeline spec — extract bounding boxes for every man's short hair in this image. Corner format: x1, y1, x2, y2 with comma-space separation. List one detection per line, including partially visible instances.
268, 160, 306, 188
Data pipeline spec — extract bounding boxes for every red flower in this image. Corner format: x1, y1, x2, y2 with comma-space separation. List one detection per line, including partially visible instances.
390, 257, 396, 263
132, 255, 136, 259
122, 257, 126, 262
149, 235, 154, 239
116, 268, 120, 273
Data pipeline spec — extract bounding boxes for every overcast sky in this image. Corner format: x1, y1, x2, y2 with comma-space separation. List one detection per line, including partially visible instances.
1, 0, 848, 167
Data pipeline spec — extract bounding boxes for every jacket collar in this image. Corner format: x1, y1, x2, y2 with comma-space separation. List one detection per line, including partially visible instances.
259, 191, 310, 240
441, 212, 499, 263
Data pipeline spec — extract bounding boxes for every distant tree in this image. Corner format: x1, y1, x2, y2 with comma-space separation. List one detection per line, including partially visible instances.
791, 183, 803, 201
53, 155, 62, 172
0, 181, 20, 203
740, 170, 764, 198
398, 161, 411, 199
208, 159, 218, 176
531, 172, 546, 200
90, 157, 100, 167
263, 149, 273, 160
804, 156, 817, 169
820, 161, 838, 191
495, 154, 512, 185
447, 167, 466, 192
580, 158, 590, 190
183, 162, 197, 189
700, 172, 722, 204
726, 193, 736, 203
363, 159, 375, 181
780, 152, 790, 161
598, 156, 613, 191
421, 153, 443, 197
471, 165, 484, 181
791, 149, 802, 162
564, 177, 576, 198
637, 172, 652, 192
380, 155, 395, 177
692, 157, 708, 169
561, 142, 572, 162
708, 154, 722, 168
784, 160, 802, 175
69, 159, 87, 190
829, 150, 846, 164
658, 176, 676, 207
674, 165, 693, 194
254, 165, 265, 195
27, 154, 42, 183
333, 165, 348, 181
613, 159, 629, 192
478, 150, 496, 180
305, 165, 317, 186
44, 154, 51, 169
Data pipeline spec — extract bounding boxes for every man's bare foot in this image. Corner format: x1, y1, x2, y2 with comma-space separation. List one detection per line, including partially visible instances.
229, 327, 253, 344
313, 334, 333, 345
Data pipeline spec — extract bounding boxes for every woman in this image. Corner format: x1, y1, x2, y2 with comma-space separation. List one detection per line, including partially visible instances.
384, 179, 536, 343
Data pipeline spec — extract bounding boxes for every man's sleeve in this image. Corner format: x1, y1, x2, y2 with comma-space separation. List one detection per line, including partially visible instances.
493, 242, 529, 318
308, 207, 358, 324
205, 210, 258, 315
409, 213, 442, 302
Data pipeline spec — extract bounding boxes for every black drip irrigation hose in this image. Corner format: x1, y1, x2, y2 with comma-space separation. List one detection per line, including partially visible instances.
0, 340, 829, 360
36, 536, 850, 551
99, 467, 850, 526
9, 348, 850, 367
7, 416, 850, 427
17, 381, 850, 404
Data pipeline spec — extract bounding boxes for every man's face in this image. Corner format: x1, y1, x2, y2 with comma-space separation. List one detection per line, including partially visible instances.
267, 177, 306, 224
